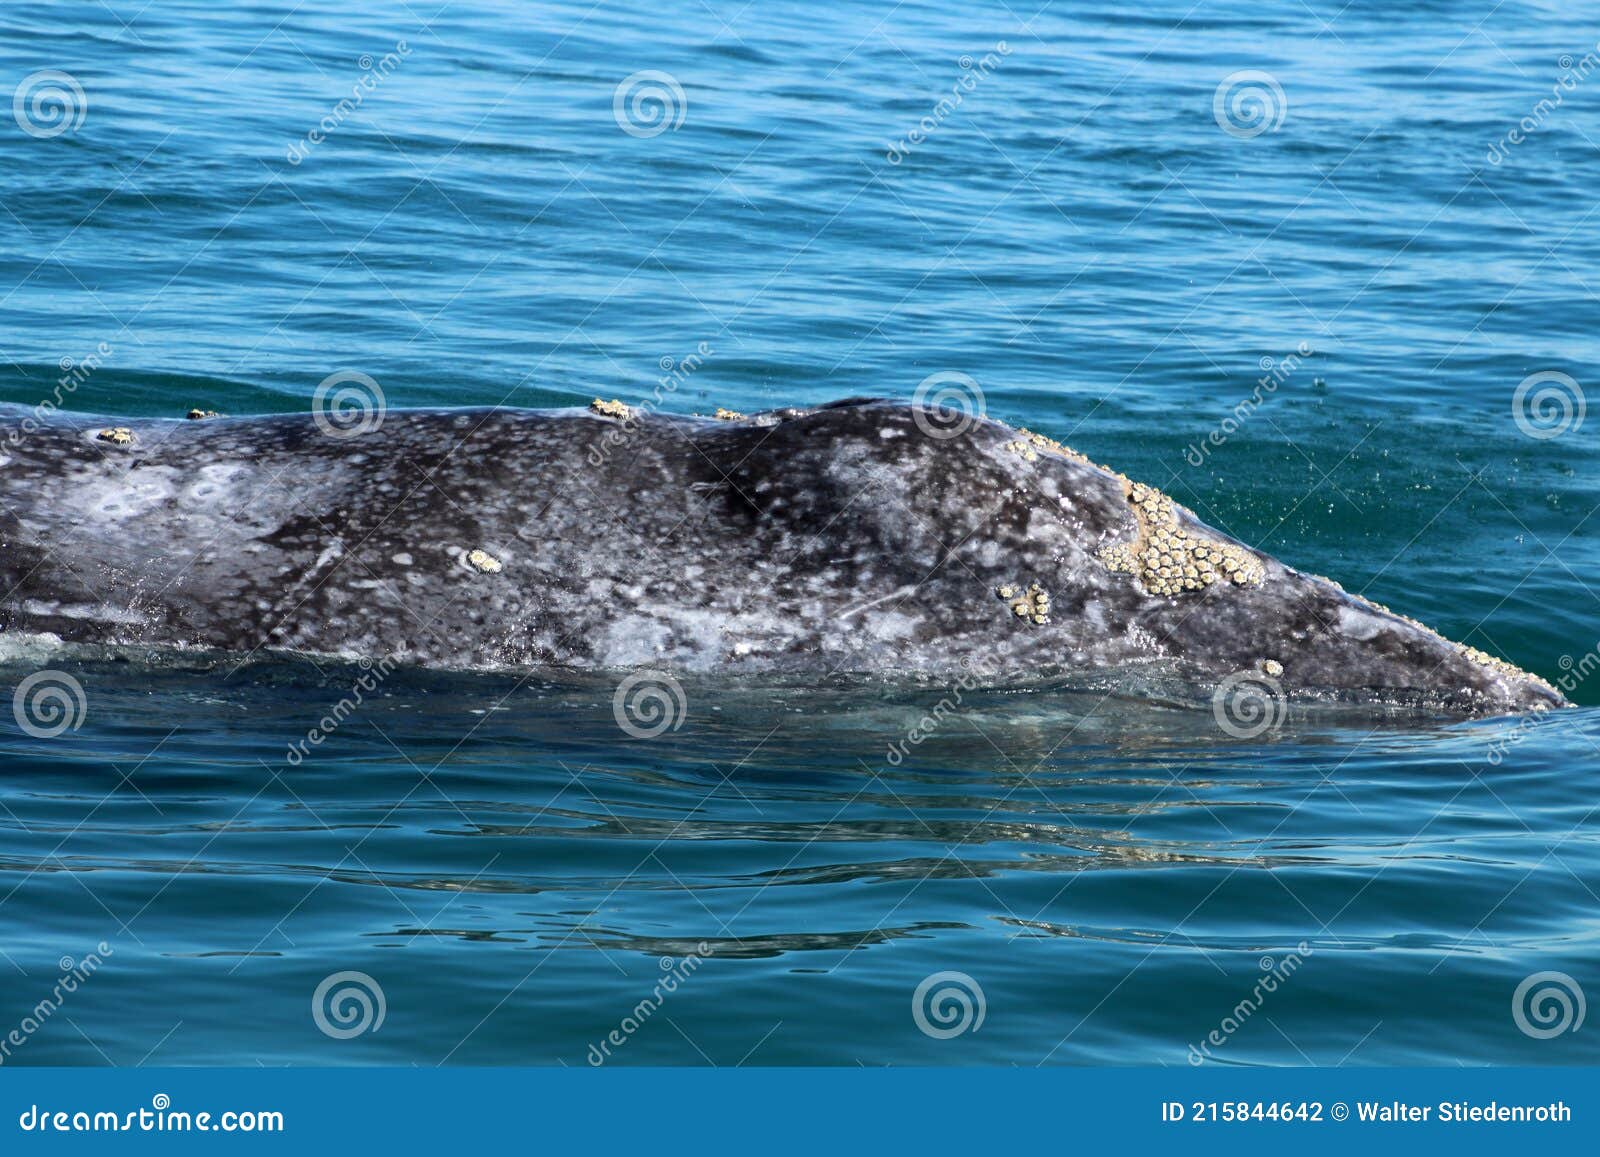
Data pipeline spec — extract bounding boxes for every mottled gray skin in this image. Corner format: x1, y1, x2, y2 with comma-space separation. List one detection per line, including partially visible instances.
0, 399, 1564, 714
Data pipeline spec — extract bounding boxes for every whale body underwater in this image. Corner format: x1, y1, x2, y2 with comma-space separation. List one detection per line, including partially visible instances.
0, 397, 1566, 715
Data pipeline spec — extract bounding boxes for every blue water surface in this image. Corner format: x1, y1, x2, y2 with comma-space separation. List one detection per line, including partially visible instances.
0, 0, 1597, 1066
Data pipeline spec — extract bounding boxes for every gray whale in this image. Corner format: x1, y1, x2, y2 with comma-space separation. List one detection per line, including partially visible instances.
0, 398, 1565, 715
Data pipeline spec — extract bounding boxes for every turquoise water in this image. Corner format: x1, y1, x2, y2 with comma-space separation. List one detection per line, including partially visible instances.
1, 0, 1597, 1066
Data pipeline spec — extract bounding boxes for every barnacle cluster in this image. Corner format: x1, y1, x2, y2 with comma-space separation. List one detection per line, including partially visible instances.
1000, 418, 1552, 694
590, 398, 633, 419
1458, 643, 1530, 682
96, 427, 134, 445
1340, 585, 1558, 694
1013, 427, 1106, 471
714, 407, 745, 421
1000, 426, 1262, 597
996, 582, 1050, 625
464, 548, 503, 574
1097, 482, 1265, 596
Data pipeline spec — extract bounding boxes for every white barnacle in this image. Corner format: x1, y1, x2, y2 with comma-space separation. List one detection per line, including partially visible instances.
464, 548, 503, 574
591, 398, 634, 420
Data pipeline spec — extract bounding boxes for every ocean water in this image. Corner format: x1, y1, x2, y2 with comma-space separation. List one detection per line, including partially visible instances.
0, 0, 1597, 1066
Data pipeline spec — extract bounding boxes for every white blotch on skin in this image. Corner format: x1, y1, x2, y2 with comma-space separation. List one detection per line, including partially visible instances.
1337, 605, 1384, 641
